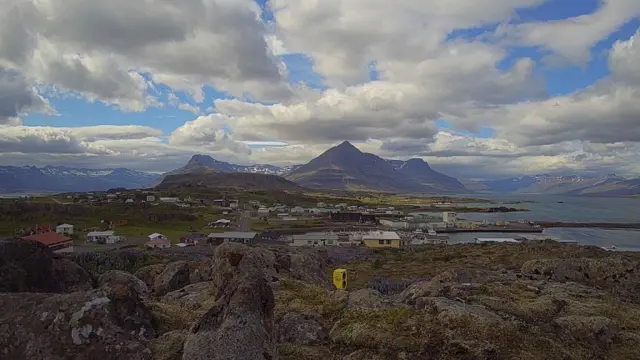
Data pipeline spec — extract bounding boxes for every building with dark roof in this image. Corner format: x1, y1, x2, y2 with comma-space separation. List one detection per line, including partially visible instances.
20, 232, 73, 253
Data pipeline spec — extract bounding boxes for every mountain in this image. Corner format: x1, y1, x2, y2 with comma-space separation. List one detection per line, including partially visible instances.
285, 141, 465, 193
155, 165, 301, 191
567, 177, 640, 196
472, 174, 627, 194
0, 166, 158, 193
388, 158, 467, 192
152, 155, 299, 187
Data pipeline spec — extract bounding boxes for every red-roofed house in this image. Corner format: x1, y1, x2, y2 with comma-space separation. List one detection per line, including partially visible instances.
20, 232, 73, 253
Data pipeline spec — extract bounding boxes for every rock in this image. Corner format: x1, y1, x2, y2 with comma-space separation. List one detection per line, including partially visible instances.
331, 289, 349, 304
0, 238, 92, 293
162, 282, 217, 310
134, 264, 166, 289
445, 340, 498, 360
421, 297, 504, 326
342, 349, 387, 360
554, 316, 619, 345
150, 330, 187, 360
347, 289, 396, 309
278, 312, 328, 345
0, 289, 154, 360
182, 243, 278, 360
99, 270, 149, 295
154, 261, 190, 296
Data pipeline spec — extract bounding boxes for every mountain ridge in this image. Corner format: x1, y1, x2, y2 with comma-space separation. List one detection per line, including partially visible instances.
285, 141, 465, 193
0, 165, 158, 193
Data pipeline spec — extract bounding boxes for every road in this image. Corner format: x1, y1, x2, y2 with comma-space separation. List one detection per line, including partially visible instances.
238, 210, 250, 232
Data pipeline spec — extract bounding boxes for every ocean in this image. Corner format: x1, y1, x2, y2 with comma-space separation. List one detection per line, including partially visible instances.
446, 194, 640, 251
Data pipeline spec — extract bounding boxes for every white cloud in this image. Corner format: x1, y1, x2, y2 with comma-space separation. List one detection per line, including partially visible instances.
0, 67, 53, 124
496, 0, 640, 64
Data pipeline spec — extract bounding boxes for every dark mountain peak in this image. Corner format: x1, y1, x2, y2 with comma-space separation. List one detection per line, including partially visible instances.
188, 154, 217, 166
404, 158, 432, 168
333, 141, 360, 153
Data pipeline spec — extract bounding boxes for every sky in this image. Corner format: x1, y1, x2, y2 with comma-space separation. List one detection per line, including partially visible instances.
1, 0, 639, 179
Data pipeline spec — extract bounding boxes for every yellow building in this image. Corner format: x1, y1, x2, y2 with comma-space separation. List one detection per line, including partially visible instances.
362, 231, 404, 248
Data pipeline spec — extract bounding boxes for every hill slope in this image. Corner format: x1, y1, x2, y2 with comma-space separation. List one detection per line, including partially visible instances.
155, 165, 301, 191
470, 174, 630, 195
286, 141, 464, 193
0, 166, 158, 193
388, 158, 467, 192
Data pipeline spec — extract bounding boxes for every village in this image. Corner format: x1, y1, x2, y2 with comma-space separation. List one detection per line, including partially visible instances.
8, 190, 567, 254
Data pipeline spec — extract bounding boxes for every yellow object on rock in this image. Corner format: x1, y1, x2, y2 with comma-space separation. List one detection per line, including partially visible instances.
333, 268, 348, 290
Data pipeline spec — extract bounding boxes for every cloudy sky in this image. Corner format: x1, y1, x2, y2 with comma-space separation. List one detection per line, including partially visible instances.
1, 0, 639, 179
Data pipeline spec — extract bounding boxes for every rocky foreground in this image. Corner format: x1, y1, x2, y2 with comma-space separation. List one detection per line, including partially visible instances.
1, 239, 640, 360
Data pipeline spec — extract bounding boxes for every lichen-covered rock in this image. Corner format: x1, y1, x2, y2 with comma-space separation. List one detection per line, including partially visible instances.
0, 290, 153, 360
0, 238, 92, 293
554, 316, 619, 345
161, 282, 217, 310
134, 264, 166, 289
155, 261, 190, 296
421, 297, 504, 326
347, 288, 396, 309
99, 270, 149, 295
278, 312, 328, 345
182, 242, 278, 360
150, 330, 187, 360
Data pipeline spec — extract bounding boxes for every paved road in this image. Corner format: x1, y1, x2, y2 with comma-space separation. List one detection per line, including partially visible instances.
238, 210, 250, 232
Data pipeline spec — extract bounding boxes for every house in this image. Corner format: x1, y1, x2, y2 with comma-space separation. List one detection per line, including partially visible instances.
146, 233, 170, 249
291, 233, 339, 247
146, 195, 156, 202
20, 232, 73, 253
86, 231, 121, 244
159, 197, 180, 203
317, 202, 327, 208
213, 199, 228, 207
55, 223, 74, 235
106, 194, 117, 199
207, 232, 258, 245
179, 233, 206, 246
257, 207, 270, 215
331, 212, 378, 223
362, 231, 404, 248
259, 231, 286, 242
291, 206, 305, 214
229, 200, 239, 209
125, 199, 135, 205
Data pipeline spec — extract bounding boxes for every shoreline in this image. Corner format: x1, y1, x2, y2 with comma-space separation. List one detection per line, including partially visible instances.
534, 222, 640, 230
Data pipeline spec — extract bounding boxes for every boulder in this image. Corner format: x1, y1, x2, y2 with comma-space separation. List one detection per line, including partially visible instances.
0, 238, 92, 293
134, 264, 166, 289
155, 261, 190, 296
347, 289, 396, 309
99, 270, 149, 295
0, 288, 154, 360
278, 312, 328, 345
554, 316, 619, 345
421, 297, 504, 326
162, 282, 217, 310
182, 242, 278, 360
150, 330, 187, 360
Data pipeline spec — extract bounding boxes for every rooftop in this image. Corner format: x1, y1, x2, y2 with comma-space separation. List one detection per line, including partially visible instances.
208, 232, 257, 239
21, 232, 72, 246
87, 231, 115, 237
57, 223, 74, 228
363, 231, 401, 240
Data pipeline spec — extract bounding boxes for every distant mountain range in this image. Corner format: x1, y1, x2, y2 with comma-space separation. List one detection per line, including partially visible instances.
464, 174, 637, 195
155, 165, 301, 191
0, 166, 158, 193
286, 141, 465, 193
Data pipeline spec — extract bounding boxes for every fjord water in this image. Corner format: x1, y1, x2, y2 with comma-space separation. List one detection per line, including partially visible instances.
452, 194, 640, 250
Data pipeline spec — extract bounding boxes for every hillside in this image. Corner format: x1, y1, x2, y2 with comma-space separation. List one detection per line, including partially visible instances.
0, 165, 158, 193
569, 178, 640, 196
472, 174, 627, 194
155, 165, 302, 191
152, 155, 298, 187
286, 141, 465, 193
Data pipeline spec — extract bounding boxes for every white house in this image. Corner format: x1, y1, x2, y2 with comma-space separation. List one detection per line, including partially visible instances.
257, 207, 270, 214
291, 206, 305, 214
125, 199, 135, 205
207, 232, 258, 245
317, 202, 327, 208
55, 223, 74, 235
291, 233, 339, 247
379, 219, 408, 229
213, 219, 231, 228
159, 197, 180, 203
146, 195, 156, 202
87, 231, 120, 244
146, 233, 170, 249
229, 200, 239, 209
